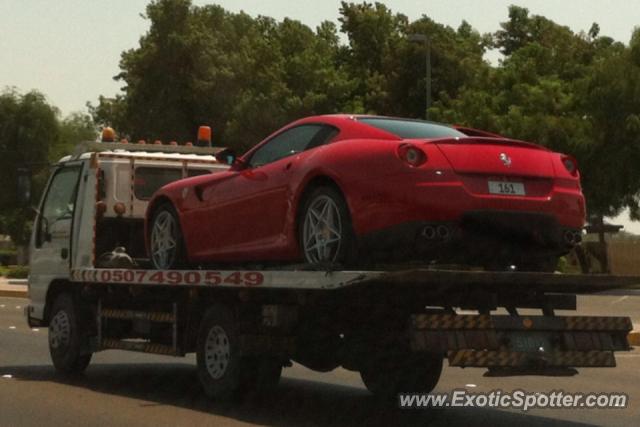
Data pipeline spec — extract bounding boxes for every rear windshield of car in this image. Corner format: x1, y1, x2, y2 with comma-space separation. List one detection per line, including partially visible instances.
358, 117, 466, 139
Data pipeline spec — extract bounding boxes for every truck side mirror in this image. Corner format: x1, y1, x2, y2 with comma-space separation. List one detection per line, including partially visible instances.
17, 168, 31, 208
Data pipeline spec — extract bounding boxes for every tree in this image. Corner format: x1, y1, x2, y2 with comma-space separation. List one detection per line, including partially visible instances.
578, 28, 640, 222
49, 113, 98, 162
0, 89, 58, 247
91, 0, 354, 153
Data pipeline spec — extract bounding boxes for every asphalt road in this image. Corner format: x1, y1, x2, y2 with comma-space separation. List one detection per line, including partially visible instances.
1, 295, 639, 427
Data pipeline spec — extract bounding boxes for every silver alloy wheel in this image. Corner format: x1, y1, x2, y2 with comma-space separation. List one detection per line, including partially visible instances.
49, 310, 71, 350
204, 325, 231, 379
151, 210, 177, 269
302, 194, 342, 263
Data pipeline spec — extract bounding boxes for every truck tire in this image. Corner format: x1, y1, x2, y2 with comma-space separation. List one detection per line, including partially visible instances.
298, 186, 358, 266
48, 293, 92, 374
197, 304, 256, 399
360, 349, 443, 397
149, 203, 188, 270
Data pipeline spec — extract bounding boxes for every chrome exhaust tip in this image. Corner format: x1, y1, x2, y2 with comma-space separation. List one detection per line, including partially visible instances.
437, 225, 450, 238
423, 226, 436, 239
564, 230, 575, 244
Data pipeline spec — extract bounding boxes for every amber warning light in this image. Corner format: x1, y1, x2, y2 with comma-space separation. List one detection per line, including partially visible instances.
197, 126, 211, 147
101, 127, 115, 142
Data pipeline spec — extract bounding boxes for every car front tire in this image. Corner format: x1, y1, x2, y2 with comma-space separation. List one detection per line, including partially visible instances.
149, 203, 187, 270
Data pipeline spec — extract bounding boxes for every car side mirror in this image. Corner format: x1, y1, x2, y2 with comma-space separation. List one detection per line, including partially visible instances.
17, 168, 31, 208
215, 147, 237, 165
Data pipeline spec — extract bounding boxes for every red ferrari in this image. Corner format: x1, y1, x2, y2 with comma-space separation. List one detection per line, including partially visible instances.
146, 115, 585, 271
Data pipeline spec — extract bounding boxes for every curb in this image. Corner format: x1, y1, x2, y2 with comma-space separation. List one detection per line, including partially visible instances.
0, 289, 29, 298
0, 286, 28, 299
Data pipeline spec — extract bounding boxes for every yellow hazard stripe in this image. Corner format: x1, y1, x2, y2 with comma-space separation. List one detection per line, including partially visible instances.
564, 316, 632, 331
100, 309, 175, 323
101, 339, 177, 355
447, 349, 616, 367
413, 314, 494, 330
628, 332, 640, 346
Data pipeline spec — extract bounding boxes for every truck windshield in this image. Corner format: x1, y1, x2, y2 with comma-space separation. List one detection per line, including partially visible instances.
37, 165, 82, 247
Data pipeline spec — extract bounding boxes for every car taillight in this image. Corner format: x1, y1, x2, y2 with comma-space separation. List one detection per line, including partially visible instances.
561, 155, 579, 176
398, 144, 427, 167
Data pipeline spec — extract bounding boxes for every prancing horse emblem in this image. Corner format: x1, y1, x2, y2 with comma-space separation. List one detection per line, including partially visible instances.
500, 153, 511, 167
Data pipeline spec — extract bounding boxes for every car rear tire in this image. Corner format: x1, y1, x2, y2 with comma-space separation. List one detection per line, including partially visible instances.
299, 186, 357, 266
49, 293, 92, 374
149, 203, 187, 270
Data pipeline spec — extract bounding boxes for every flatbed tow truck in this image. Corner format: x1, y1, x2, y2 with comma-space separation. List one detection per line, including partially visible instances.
22, 131, 638, 399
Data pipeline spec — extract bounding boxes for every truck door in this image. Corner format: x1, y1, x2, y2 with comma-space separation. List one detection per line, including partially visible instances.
29, 164, 83, 313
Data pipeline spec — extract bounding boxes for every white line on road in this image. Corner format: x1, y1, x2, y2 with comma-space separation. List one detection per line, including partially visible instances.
611, 296, 629, 305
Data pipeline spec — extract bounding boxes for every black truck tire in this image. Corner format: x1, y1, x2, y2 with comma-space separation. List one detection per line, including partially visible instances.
48, 293, 92, 374
360, 348, 443, 397
197, 304, 283, 399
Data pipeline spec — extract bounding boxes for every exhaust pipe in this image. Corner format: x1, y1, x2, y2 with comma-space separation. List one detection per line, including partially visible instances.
564, 230, 575, 244
573, 232, 582, 244
437, 225, 450, 239
423, 226, 436, 239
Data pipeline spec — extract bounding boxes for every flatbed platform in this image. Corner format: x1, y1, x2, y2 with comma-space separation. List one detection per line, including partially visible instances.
70, 268, 640, 293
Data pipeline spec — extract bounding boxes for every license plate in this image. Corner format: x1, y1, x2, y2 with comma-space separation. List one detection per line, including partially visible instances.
510, 332, 551, 352
488, 181, 525, 196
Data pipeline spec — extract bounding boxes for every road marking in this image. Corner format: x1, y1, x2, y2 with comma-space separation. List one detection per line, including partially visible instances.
611, 296, 628, 305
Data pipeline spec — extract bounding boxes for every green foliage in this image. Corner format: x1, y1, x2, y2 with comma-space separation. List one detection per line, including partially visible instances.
0, 89, 59, 246
0, 89, 57, 209
6, 265, 29, 279
0, 250, 17, 267
84, 1, 640, 230
0, 89, 97, 247
49, 113, 98, 162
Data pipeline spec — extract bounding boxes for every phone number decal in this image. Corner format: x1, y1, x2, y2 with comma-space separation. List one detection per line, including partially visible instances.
97, 270, 264, 287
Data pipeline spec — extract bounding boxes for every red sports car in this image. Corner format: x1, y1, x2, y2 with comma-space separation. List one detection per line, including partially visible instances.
146, 115, 585, 271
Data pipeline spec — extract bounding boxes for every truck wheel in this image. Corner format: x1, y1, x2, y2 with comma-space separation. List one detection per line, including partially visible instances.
360, 350, 443, 397
48, 293, 92, 374
197, 304, 251, 399
149, 203, 187, 270
299, 186, 357, 266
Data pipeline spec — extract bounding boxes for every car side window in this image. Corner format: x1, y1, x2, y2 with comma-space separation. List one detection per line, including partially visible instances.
249, 124, 338, 168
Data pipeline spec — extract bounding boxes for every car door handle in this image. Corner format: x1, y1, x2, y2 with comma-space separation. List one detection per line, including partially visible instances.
283, 162, 293, 171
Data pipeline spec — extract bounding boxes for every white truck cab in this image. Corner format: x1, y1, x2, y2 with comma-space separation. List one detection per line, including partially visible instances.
26, 138, 225, 326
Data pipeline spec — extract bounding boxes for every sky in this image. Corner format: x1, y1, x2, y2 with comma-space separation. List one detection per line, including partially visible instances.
1, 0, 640, 231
